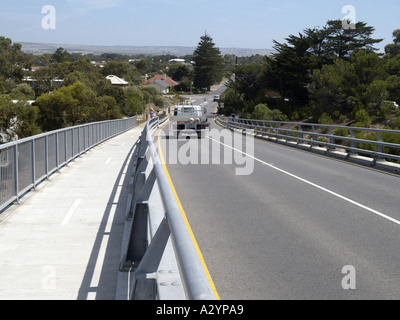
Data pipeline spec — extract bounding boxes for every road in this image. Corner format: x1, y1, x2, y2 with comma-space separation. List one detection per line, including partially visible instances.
158, 87, 400, 300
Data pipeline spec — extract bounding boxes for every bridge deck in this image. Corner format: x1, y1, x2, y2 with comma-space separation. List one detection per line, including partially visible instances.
0, 125, 144, 300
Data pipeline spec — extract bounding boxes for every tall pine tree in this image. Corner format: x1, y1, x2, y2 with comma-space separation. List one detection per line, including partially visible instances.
193, 33, 223, 91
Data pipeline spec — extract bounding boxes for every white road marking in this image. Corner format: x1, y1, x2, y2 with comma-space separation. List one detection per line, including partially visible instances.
61, 199, 82, 226
209, 137, 400, 226
105, 157, 112, 164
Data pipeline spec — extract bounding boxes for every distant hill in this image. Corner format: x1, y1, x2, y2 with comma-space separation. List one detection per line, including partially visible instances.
20, 42, 274, 57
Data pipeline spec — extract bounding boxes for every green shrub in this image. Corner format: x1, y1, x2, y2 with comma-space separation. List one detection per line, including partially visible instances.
353, 109, 371, 128
381, 131, 400, 158
333, 128, 349, 145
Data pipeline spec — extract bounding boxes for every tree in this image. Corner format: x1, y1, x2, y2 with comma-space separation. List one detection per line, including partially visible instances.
386, 75, 400, 105
351, 50, 386, 86
84, 95, 121, 123
309, 59, 357, 118
101, 61, 128, 78
10, 83, 35, 100
193, 34, 223, 91
140, 86, 163, 108
133, 59, 149, 74
13, 100, 41, 138
0, 95, 41, 142
262, 19, 383, 118
363, 80, 388, 111
253, 103, 287, 121
52, 47, 71, 63
385, 29, 400, 56
309, 49, 391, 121
36, 81, 104, 131
265, 34, 312, 114
353, 109, 371, 128
0, 94, 18, 141
123, 86, 145, 116
228, 63, 265, 103
168, 64, 192, 82
324, 20, 383, 60
220, 87, 244, 115
0, 36, 30, 81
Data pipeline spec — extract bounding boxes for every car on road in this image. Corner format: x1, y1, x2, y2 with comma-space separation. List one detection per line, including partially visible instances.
171, 102, 210, 139
384, 101, 399, 109
213, 95, 220, 102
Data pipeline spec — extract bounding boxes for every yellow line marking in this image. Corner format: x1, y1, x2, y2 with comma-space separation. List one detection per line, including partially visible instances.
157, 121, 220, 300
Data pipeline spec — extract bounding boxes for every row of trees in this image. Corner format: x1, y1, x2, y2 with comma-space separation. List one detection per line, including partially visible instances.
0, 37, 166, 141
221, 20, 400, 130
1, 33, 226, 97
34, 37, 227, 93
1, 33, 227, 142
0, 80, 164, 139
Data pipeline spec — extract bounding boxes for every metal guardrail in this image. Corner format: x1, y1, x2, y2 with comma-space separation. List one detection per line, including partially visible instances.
119, 116, 216, 300
0, 117, 137, 213
216, 117, 400, 166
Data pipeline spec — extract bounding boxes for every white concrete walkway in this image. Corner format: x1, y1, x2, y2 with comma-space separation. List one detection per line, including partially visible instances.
0, 125, 144, 300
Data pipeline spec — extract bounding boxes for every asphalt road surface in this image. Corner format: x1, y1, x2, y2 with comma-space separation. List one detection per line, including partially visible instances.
158, 88, 400, 300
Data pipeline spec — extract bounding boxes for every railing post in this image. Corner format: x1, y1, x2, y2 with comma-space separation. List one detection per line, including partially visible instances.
45, 135, 49, 179
31, 139, 36, 188
56, 132, 59, 171
348, 128, 357, 156
375, 132, 384, 156
328, 127, 335, 151
311, 125, 318, 147
298, 125, 304, 144
13, 144, 19, 202
64, 131, 68, 164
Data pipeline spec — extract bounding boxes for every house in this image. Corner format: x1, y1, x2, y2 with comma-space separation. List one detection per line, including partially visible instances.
169, 58, 194, 67
143, 74, 179, 94
22, 76, 64, 89
106, 75, 129, 87
91, 61, 106, 68
150, 79, 173, 95
169, 58, 186, 64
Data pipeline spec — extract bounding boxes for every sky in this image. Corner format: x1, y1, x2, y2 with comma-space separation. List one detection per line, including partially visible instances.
0, 0, 399, 52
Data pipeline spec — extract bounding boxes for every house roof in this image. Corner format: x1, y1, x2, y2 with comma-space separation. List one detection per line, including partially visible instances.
153, 79, 171, 88
106, 75, 129, 86
143, 74, 179, 87
169, 59, 186, 63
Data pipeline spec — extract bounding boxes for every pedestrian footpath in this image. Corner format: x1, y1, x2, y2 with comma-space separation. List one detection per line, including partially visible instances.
0, 125, 145, 300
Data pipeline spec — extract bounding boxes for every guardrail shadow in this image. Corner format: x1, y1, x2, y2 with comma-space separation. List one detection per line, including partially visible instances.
76, 142, 137, 300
